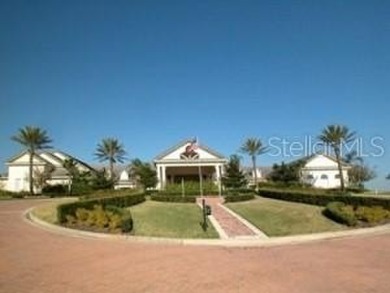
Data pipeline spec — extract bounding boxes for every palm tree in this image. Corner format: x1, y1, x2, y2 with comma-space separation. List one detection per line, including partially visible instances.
344, 150, 363, 165
240, 138, 268, 189
94, 138, 126, 180
318, 124, 356, 192
11, 126, 52, 195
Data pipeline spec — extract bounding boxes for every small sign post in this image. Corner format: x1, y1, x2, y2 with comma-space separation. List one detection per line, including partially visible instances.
202, 198, 208, 230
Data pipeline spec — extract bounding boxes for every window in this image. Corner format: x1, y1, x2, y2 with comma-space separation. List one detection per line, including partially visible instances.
335, 174, 341, 179
320, 174, 328, 180
306, 175, 314, 180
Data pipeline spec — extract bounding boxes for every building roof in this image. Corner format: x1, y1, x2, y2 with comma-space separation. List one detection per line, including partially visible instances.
7, 150, 52, 165
301, 153, 350, 169
6, 149, 95, 171
154, 138, 226, 161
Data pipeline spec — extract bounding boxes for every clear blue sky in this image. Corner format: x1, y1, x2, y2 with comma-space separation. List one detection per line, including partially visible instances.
1, 0, 389, 189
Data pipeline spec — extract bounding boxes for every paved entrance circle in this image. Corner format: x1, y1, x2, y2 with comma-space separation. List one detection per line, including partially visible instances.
1, 199, 389, 293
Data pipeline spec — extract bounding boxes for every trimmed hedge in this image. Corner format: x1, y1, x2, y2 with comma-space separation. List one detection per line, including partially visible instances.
150, 194, 196, 203
158, 191, 219, 196
42, 184, 68, 196
161, 181, 219, 196
258, 188, 390, 209
224, 194, 255, 203
324, 202, 390, 226
57, 193, 145, 223
225, 188, 254, 196
324, 202, 358, 226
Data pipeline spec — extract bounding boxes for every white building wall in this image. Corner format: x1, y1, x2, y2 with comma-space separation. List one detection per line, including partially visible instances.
6, 165, 46, 192
301, 169, 349, 189
301, 155, 349, 189
6, 165, 29, 192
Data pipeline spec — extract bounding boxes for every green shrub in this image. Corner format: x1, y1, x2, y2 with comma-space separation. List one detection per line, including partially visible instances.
108, 213, 122, 230
355, 206, 390, 224
11, 192, 26, 199
162, 181, 219, 196
57, 193, 145, 223
120, 210, 133, 233
75, 208, 89, 222
324, 202, 358, 226
258, 188, 390, 209
0, 190, 29, 199
71, 181, 94, 196
72, 204, 133, 233
81, 188, 140, 200
42, 184, 68, 196
150, 194, 196, 203
225, 188, 254, 196
325, 202, 390, 226
224, 194, 255, 203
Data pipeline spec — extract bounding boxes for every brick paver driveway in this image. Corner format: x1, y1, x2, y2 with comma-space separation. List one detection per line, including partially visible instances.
0, 199, 389, 293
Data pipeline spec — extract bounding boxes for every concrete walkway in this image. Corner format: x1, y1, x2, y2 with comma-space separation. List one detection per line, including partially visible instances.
1, 199, 390, 293
197, 197, 267, 239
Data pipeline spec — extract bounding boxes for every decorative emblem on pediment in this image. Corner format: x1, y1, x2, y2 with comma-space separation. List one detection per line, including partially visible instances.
180, 145, 199, 160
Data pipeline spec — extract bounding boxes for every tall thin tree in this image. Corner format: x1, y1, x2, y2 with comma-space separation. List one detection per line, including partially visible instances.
11, 126, 52, 195
318, 124, 356, 192
94, 138, 126, 180
240, 138, 268, 189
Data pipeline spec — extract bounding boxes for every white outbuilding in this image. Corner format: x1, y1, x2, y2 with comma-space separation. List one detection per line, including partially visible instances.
300, 154, 351, 189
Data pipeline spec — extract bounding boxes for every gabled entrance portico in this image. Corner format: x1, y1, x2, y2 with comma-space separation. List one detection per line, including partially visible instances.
154, 139, 227, 193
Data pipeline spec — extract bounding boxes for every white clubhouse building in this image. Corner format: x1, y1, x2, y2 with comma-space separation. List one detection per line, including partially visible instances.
154, 139, 227, 191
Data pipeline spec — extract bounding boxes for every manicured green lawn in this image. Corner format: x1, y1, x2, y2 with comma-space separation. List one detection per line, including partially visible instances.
226, 197, 346, 237
129, 201, 219, 239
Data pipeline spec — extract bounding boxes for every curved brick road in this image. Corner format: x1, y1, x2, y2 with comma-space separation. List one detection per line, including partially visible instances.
0, 199, 389, 293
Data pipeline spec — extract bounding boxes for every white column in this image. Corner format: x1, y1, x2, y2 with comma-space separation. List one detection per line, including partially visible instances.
215, 164, 221, 180
156, 164, 161, 189
161, 165, 166, 189
215, 164, 222, 196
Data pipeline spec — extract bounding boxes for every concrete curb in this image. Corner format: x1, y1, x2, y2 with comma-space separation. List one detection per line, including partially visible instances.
25, 207, 390, 248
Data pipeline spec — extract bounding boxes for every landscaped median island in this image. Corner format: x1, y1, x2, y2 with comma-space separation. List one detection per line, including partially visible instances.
31, 192, 218, 238
56, 193, 146, 233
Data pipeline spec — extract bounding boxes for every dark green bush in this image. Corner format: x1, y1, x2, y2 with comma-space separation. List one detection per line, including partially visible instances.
258, 181, 312, 189
150, 194, 196, 203
42, 184, 68, 196
258, 188, 390, 209
324, 202, 358, 226
0, 190, 30, 199
11, 192, 26, 199
224, 194, 255, 203
57, 193, 145, 223
162, 181, 219, 196
120, 209, 133, 232
225, 188, 254, 196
